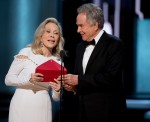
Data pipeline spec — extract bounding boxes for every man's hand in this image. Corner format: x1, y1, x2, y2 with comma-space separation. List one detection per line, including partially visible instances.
57, 74, 78, 94
63, 74, 78, 86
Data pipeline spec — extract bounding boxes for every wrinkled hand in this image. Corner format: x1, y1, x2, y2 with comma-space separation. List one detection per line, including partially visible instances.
49, 79, 60, 92
63, 84, 77, 94
30, 73, 44, 82
63, 74, 78, 86
58, 74, 78, 94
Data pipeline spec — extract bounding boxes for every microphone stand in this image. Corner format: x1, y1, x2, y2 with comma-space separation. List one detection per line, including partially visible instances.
59, 54, 64, 122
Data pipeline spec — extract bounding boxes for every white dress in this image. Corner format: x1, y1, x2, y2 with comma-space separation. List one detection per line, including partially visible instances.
5, 47, 60, 122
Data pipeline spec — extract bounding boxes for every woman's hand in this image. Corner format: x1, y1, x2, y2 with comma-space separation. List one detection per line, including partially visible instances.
30, 73, 44, 82
49, 79, 60, 92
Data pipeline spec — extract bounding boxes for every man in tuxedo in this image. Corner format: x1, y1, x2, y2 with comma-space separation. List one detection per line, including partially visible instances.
63, 3, 127, 122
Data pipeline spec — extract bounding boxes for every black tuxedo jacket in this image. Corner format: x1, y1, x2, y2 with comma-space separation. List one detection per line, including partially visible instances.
74, 31, 127, 122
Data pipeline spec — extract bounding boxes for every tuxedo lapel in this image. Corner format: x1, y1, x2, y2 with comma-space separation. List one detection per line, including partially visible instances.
85, 32, 108, 73
78, 44, 87, 75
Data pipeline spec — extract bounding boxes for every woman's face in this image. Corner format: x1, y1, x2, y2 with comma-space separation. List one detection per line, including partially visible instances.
41, 22, 60, 50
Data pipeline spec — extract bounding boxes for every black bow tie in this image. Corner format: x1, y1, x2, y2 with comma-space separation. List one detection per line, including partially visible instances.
85, 39, 95, 46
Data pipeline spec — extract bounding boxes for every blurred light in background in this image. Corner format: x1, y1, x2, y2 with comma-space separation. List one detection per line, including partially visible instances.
9, 0, 40, 51
0, 0, 60, 92
134, 19, 150, 94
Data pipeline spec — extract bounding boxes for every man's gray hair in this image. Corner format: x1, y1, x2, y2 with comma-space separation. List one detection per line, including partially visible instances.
77, 3, 104, 29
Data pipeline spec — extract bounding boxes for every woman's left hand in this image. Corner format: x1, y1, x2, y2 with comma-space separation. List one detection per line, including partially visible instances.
49, 79, 60, 92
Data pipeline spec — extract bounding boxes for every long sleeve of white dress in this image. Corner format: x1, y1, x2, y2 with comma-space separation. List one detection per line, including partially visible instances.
5, 57, 31, 86
5, 47, 60, 101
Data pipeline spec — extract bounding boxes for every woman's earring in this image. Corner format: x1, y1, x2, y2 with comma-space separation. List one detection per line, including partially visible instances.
40, 42, 44, 47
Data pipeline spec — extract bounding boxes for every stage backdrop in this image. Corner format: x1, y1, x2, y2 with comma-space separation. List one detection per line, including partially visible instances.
134, 19, 150, 95
0, 0, 62, 92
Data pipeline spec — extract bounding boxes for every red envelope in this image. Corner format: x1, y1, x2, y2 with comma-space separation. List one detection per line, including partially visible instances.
35, 59, 67, 82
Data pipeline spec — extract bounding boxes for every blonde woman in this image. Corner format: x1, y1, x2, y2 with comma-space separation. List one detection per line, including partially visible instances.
5, 17, 65, 122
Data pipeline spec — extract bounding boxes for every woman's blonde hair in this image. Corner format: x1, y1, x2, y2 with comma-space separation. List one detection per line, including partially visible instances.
30, 17, 65, 58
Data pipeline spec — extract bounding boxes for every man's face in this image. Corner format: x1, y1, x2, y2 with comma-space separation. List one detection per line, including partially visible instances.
76, 13, 98, 41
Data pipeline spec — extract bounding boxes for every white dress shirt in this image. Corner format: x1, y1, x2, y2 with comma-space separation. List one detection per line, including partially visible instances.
82, 30, 104, 74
